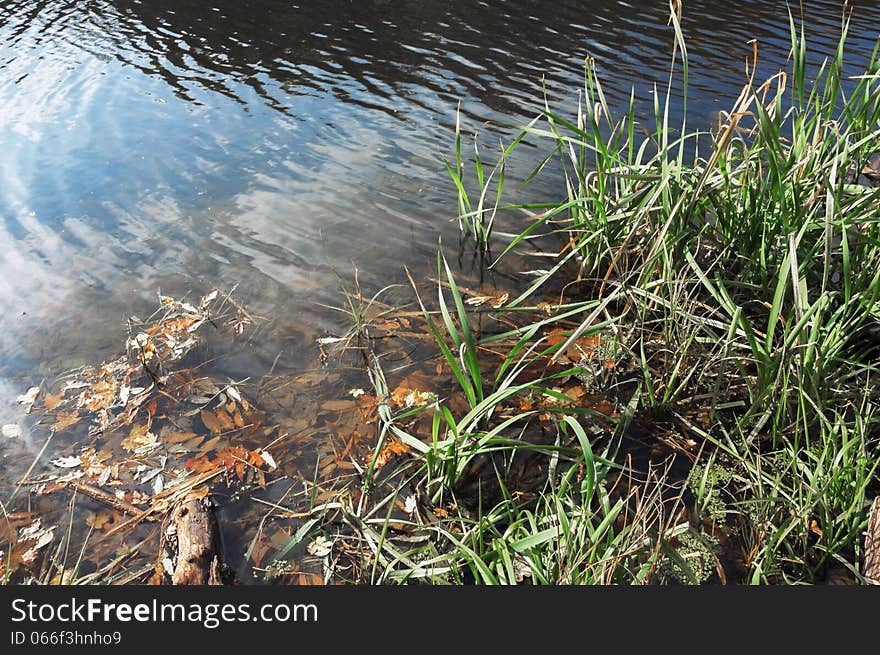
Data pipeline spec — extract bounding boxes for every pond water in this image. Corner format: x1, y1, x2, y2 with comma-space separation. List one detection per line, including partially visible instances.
1, 0, 879, 578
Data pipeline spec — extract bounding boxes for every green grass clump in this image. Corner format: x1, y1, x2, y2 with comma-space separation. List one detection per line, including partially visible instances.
337, 4, 880, 585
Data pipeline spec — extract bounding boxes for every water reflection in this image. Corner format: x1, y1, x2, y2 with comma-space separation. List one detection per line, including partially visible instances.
0, 0, 878, 422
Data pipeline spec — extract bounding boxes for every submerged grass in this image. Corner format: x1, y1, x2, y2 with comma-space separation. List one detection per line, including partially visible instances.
338, 4, 880, 585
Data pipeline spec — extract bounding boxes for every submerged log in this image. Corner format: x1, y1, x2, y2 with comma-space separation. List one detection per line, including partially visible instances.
157, 492, 229, 585
864, 496, 880, 584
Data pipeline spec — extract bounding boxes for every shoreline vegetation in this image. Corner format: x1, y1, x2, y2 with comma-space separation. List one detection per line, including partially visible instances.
332, 5, 880, 584
3, 4, 880, 585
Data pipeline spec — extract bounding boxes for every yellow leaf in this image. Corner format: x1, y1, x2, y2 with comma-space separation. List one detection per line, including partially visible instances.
121, 423, 157, 452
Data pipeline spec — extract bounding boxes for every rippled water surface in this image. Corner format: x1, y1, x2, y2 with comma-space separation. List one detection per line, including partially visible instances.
1, 0, 879, 442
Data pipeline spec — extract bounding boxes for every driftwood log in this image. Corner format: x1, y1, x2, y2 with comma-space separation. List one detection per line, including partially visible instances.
863, 496, 880, 584
156, 492, 229, 585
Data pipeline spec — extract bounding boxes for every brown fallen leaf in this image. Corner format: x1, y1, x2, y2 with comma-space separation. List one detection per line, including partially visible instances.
321, 399, 356, 412
162, 431, 199, 444
389, 387, 435, 409
51, 412, 81, 431
78, 378, 118, 411
85, 511, 114, 531
366, 440, 410, 470
43, 392, 65, 411
201, 409, 223, 434
198, 435, 222, 454
121, 422, 157, 452
215, 407, 235, 432
184, 435, 205, 450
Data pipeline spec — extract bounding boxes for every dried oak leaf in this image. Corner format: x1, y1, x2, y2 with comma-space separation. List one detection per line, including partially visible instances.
162, 431, 199, 444
85, 511, 114, 531
215, 407, 235, 432
183, 454, 219, 475
366, 440, 410, 469
51, 412, 81, 432
78, 378, 118, 412
200, 409, 223, 434
121, 423, 157, 452
43, 391, 65, 411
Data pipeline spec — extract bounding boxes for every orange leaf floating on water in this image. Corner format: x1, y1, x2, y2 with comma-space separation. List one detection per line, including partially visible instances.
85, 511, 114, 531
43, 392, 64, 411
51, 412, 81, 431
183, 454, 217, 475
389, 387, 435, 409
121, 422, 157, 452
366, 440, 410, 470
78, 378, 118, 412
184, 446, 271, 480
546, 328, 606, 363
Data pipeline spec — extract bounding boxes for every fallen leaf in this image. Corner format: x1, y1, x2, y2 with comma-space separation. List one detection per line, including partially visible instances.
389, 387, 435, 409
19, 519, 55, 564
78, 378, 118, 412
215, 407, 235, 431
201, 409, 223, 434
321, 399, 355, 412
183, 454, 218, 475
121, 423, 157, 452
226, 385, 242, 402
491, 292, 509, 309
43, 392, 64, 411
201, 289, 219, 307
85, 512, 114, 531
51, 456, 82, 469
162, 431, 199, 444
198, 435, 221, 454
51, 412, 81, 431
366, 440, 410, 469
16, 386, 40, 413
307, 535, 333, 557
